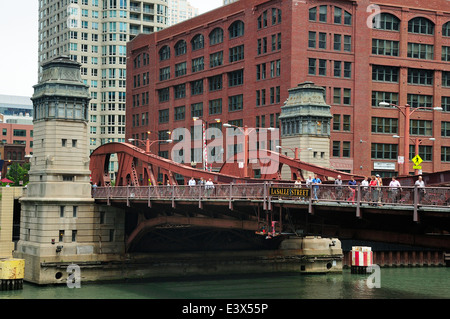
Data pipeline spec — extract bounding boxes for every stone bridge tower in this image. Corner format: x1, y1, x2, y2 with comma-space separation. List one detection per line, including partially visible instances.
279, 82, 332, 179
15, 57, 124, 285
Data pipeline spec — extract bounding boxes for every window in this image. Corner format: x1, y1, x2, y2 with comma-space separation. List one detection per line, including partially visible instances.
332, 141, 340, 157
372, 39, 399, 56
343, 115, 351, 131
159, 67, 170, 81
373, 13, 400, 31
191, 34, 204, 51
174, 62, 186, 77
210, 51, 223, 67
159, 109, 169, 123
407, 68, 433, 85
308, 58, 316, 75
190, 79, 203, 95
443, 22, 450, 37
256, 63, 266, 80
319, 5, 327, 22
441, 122, 450, 137
407, 43, 434, 60
229, 45, 244, 62
342, 142, 351, 158
209, 98, 222, 115
228, 70, 244, 87
309, 7, 317, 21
372, 65, 399, 82
408, 17, 434, 35
442, 72, 450, 87
191, 102, 203, 118
174, 106, 185, 121
308, 31, 316, 48
333, 114, 341, 130
410, 120, 432, 136
407, 94, 433, 109
372, 117, 398, 134
443, 46, 450, 61
174, 40, 187, 56
333, 88, 341, 104
208, 75, 222, 91
209, 27, 223, 45
192, 57, 204, 72
229, 20, 244, 39
333, 34, 341, 51
442, 96, 450, 112
257, 38, 267, 55
318, 59, 327, 76
441, 147, 450, 162
372, 91, 399, 107
371, 143, 398, 159
159, 45, 170, 61
229, 94, 243, 111
158, 88, 170, 102
174, 84, 186, 99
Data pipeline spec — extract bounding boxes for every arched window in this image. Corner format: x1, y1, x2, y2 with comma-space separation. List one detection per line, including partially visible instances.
372, 13, 400, 31
408, 17, 434, 35
209, 27, 223, 45
174, 40, 187, 56
443, 21, 450, 37
191, 34, 204, 51
333, 7, 352, 25
229, 20, 244, 39
159, 45, 170, 61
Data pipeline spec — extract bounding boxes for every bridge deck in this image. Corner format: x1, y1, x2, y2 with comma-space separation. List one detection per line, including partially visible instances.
93, 183, 450, 220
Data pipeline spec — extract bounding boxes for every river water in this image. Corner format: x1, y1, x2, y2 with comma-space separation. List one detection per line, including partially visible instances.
1, 267, 448, 300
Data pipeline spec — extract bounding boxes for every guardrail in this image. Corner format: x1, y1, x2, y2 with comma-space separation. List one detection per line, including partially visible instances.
92, 183, 450, 221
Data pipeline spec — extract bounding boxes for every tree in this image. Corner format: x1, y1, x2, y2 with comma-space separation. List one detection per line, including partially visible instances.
6, 162, 30, 186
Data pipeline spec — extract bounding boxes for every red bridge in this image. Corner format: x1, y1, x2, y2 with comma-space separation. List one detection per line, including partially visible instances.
89, 142, 450, 253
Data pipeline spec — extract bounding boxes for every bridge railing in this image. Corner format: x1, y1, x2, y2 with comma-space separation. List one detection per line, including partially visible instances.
92, 184, 450, 217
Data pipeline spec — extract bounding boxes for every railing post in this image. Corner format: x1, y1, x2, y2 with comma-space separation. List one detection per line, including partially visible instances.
356, 185, 361, 218
263, 182, 267, 211
229, 183, 233, 210
107, 186, 111, 206
413, 185, 419, 222
308, 183, 313, 214
127, 185, 130, 207
198, 184, 203, 209
172, 184, 175, 208
268, 181, 272, 211
148, 184, 152, 208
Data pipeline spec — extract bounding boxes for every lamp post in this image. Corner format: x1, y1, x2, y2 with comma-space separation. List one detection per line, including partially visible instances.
223, 123, 275, 178
380, 102, 442, 176
192, 117, 221, 171
275, 145, 312, 160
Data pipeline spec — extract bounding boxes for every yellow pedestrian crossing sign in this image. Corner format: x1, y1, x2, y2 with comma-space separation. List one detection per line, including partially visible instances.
412, 155, 422, 170
412, 155, 423, 166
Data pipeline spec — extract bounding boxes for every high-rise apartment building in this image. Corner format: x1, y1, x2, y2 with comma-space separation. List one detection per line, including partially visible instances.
38, 0, 169, 174
167, 0, 198, 26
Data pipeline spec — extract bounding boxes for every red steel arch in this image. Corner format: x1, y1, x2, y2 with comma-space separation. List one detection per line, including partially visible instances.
89, 142, 362, 187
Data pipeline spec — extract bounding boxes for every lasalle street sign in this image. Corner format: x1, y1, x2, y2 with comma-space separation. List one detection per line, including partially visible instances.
269, 187, 310, 197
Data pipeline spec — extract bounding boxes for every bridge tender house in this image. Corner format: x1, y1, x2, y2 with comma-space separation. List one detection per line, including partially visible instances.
269, 187, 310, 197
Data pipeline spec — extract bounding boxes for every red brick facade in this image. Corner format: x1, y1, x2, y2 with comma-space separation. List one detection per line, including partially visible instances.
127, 0, 450, 178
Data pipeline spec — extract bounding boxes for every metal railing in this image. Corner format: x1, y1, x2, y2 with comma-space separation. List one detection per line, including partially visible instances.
92, 183, 450, 221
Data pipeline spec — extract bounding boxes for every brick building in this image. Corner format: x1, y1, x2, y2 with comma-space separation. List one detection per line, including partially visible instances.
126, 0, 450, 178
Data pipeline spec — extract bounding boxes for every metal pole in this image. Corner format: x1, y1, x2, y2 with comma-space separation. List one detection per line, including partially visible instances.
403, 104, 411, 176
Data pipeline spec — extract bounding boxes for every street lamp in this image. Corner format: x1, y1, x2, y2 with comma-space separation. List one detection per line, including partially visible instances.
223, 123, 275, 178
193, 117, 221, 170
275, 145, 312, 160
380, 102, 442, 175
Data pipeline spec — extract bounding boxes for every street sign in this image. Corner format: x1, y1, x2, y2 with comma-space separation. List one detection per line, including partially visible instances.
397, 156, 404, 164
413, 166, 422, 170
412, 155, 423, 166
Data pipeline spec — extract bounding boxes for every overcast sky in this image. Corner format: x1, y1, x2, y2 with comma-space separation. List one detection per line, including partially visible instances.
0, 0, 222, 98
